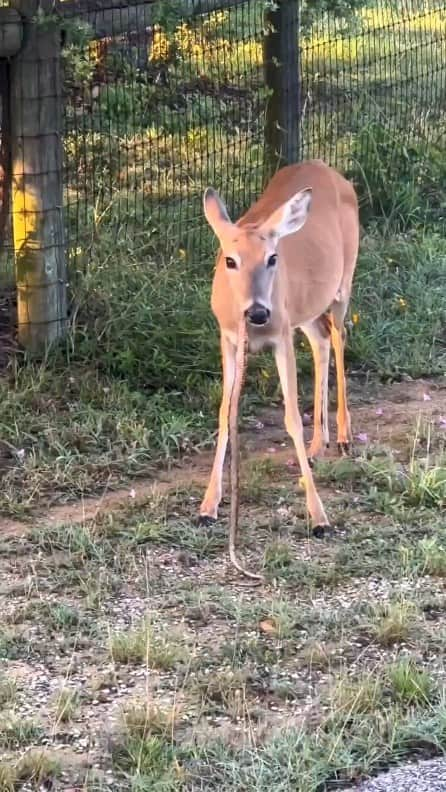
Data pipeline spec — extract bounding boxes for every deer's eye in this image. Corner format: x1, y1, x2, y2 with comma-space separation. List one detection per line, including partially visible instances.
267, 254, 278, 268
226, 257, 237, 270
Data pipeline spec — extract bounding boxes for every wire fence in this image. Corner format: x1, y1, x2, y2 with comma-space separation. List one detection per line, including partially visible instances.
2, 0, 446, 282
62, 0, 446, 261
62, 0, 268, 261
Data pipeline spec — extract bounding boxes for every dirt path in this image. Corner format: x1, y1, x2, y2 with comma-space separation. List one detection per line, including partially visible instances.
1, 376, 444, 540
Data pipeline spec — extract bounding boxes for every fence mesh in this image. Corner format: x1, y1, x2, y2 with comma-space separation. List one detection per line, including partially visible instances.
300, 3, 446, 174
60, 0, 446, 261
1, 0, 446, 280
62, 0, 268, 261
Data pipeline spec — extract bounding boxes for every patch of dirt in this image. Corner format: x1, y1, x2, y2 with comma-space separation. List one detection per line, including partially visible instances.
0, 376, 443, 540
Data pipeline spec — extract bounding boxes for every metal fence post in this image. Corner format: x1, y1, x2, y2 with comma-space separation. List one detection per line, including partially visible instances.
264, 0, 300, 181
10, 0, 67, 353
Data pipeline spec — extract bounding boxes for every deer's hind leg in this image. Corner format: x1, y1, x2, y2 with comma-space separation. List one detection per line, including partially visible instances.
300, 315, 331, 460
332, 201, 359, 454
330, 296, 352, 454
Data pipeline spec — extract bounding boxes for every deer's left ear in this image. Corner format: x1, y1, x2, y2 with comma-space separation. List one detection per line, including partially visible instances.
260, 187, 312, 239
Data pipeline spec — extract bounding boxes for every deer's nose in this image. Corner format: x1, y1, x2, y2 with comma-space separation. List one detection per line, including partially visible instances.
245, 303, 270, 326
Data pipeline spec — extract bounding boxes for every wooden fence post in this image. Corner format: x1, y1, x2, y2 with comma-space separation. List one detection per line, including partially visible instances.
10, 0, 67, 353
264, 0, 300, 181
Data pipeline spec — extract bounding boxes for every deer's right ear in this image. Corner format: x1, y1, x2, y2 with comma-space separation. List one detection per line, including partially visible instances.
203, 188, 233, 242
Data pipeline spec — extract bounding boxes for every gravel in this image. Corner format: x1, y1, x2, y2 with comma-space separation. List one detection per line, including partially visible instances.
344, 759, 446, 791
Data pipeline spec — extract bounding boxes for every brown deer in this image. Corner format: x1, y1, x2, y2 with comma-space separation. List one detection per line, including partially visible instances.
199, 159, 359, 544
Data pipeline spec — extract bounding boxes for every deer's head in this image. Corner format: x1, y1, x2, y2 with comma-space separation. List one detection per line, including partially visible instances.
203, 186, 312, 326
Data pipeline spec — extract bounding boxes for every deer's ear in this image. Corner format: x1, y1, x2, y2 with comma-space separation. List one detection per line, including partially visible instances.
203, 188, 234, 243
260, 188, 312, 239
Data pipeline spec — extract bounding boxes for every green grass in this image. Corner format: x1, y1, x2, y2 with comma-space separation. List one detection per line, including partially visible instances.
14, 752, 60, 788
327, 670, 385, 716
111, 733, 179, 790
0, 717, 44, 750
418, 537, 446, 577
388, 658, 436, 707
122, 701, 179, 739
109, 618, 187, 669
2, 0, 446, 518
186, 706, 446, 791
348, 233, 446, 378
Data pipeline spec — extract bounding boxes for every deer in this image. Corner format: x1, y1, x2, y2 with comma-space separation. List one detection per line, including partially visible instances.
198, 159, 360, 575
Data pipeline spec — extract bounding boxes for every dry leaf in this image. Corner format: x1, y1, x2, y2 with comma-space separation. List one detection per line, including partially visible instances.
259, 618, 277, 635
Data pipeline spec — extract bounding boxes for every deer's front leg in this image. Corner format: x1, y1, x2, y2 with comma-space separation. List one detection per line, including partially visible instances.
274, 329, 330, 535
199, 334, 236, 524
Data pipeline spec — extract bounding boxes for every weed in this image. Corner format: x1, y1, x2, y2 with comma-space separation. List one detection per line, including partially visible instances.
193, 668, 248, 720
407, 460, 446, 509
242, 458, 277, 501
191, 702, 446, 790
30, 521, 112, 563
387, 658, 436, 706
109, 618, 186, 669
122, 702, 179, 740
89, 669, 121, 693
54, 601, 80, 625
54, 687, 80, 724
111, 734, 179, 789
0, 717, 44, 749
0, 630, 30, 661
263, 541, 294, 575
220, 635, 280, 668
369, 601, 419, 647
259, 599, 300, 640
15, 752, 60, 787
301, 641, 332, 670
327, 671, 384, 716
0, 763, 16, 792
0, 676, 16, 708
418, 536, 446, 577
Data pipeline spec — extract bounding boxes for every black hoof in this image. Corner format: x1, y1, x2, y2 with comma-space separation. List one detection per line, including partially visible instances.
337, 442, 350, 456
308, 456, 314, 469
313, 525, 328, 539
197, 514, 217, 527
326, 442, 330, 449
